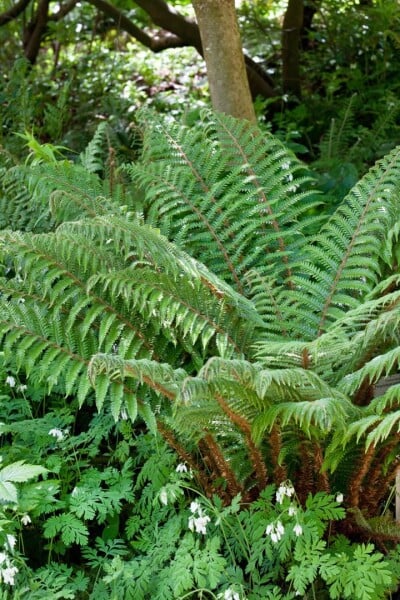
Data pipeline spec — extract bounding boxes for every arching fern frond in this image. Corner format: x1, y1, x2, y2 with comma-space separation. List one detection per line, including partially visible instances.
128, 110, 320, 300
288, 144, 400, 338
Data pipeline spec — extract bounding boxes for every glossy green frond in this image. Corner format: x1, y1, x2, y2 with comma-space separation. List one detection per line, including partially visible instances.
340, 348, 400, 396
288, 145, 400, 338
129, 110, 319, 297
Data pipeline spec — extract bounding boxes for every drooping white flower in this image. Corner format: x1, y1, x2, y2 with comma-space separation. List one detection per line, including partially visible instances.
190, 500, 201, 514
21, 514, 31, 526
5, 376, 16, 388
176, 463, 188, 473
1, 565, 18, 585
288, 504, 297, 516
223, 588, 240, 600
276, 482, 295, 504
293, 523, 303, 536
5, 535, 16, 551
265, 520, 285, 543
48, 428, 65, 441
336, 493, 344, 504
17, 384, 27, 392
188, 514, 211, 535
276, 520, 284, 536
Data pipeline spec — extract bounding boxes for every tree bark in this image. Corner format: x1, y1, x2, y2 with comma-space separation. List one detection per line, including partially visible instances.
282, 0, 303, 98
23, 0, 50, 64
301, 0, 320, 51
192, 0, 256, 123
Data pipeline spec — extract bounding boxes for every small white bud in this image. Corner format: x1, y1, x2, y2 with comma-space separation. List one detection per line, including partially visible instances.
159, 489, 168, 506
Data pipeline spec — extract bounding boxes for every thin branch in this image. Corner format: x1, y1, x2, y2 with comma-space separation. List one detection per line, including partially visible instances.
48, 0, 79, 21
86, 0, 191, 52
0, 0, 31, 26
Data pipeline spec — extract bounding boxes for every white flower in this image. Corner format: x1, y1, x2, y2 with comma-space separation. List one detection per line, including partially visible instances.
288, 504, 297, 516
276, 482, 295, 504
276, 520, 284, 536
265, 524, 274, 536
189, 514, 211, 535
224, 588, 240, 600
265, 520, 285, 543
21, 514, 31, 526
176, 463, 188, 473
48, 428, 65, 441
0, 552, 7, 565
190, 501, 201, 514
5, 535, 16, 551
336, 493, 344, 504
159, 489, 168, 506
1, 565, 18, 585
293, 523, 303, 536
5, 376, 16, 388
281, 161, 291, 170
17, 384, 27, 392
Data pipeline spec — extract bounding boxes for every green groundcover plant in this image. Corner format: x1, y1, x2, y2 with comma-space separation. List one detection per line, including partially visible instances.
0, 110, 399, 597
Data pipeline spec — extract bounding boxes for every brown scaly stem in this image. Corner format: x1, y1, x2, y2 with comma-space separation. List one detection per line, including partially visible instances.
215, 393, 267, 491
347, 444, 376, 508
202, 432, 243, 501
314, 442, 330, 494
270, 425, 287, 483
371, 459, 400, 514
360, 440, 399, 513
353, 378, 375, 406
157, 421, 212, 495
296, 439, 315, 504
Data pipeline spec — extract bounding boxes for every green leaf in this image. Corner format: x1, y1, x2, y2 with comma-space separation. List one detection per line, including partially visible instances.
0, 481, 18, 504
0, 461, 47, 483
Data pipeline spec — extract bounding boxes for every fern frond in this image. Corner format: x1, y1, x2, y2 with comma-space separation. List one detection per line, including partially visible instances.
79, 122, 109, 174
289, 145, 400, 338
0, 159, 54, 232
340, 349, 400, 397
129, 110, 319, 297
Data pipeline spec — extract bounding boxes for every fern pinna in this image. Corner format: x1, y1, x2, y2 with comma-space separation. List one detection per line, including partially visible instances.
0, 112, 399, 540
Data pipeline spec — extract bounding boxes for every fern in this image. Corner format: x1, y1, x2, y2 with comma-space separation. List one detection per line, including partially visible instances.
1, 110, 400, 539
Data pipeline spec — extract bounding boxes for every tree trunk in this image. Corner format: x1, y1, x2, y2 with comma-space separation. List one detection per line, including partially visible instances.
192, 0, 256, 123
23, 0, 50, 64
282, 0, 303, 98
301, 0, 320, 51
